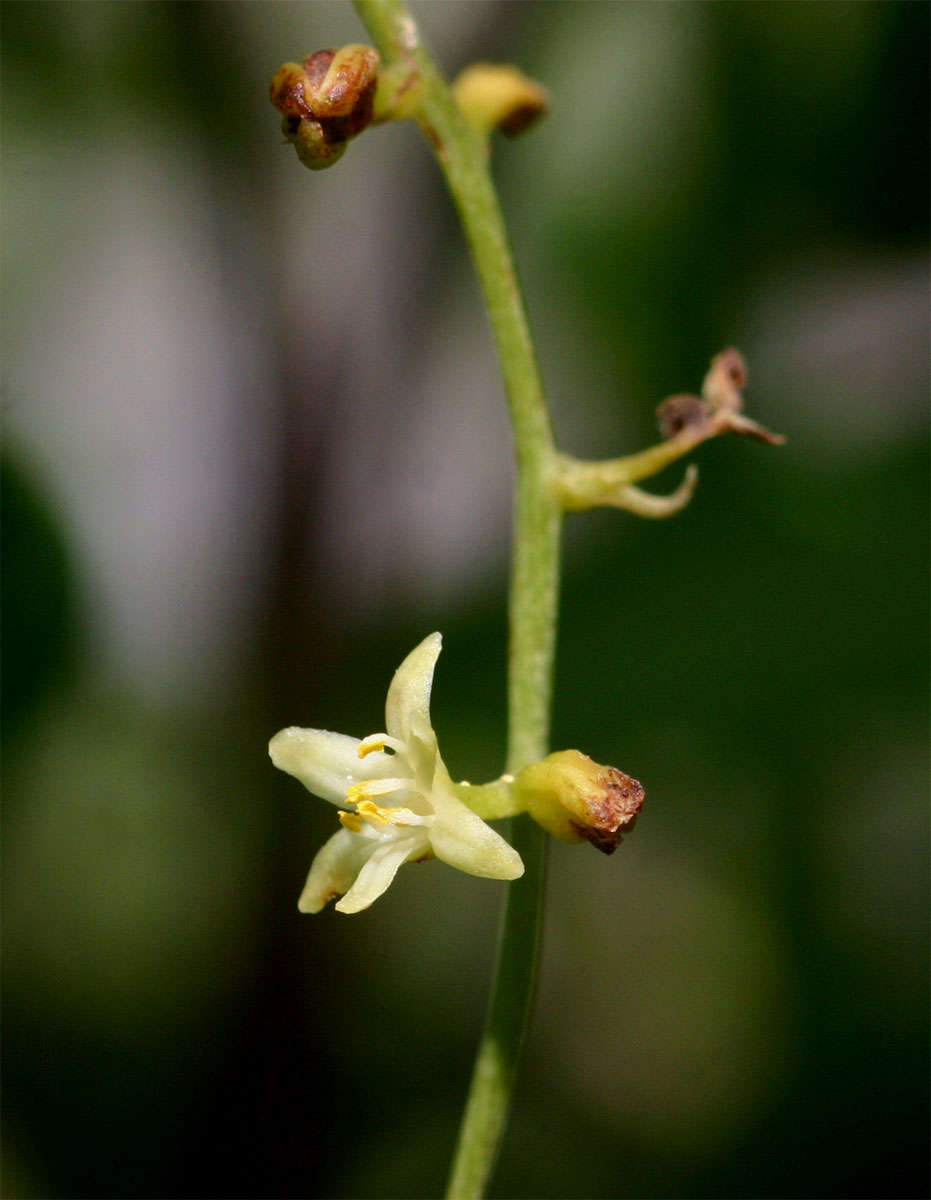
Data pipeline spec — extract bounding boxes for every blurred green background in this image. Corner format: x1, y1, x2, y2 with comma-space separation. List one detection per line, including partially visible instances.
3, 3, 927, 1197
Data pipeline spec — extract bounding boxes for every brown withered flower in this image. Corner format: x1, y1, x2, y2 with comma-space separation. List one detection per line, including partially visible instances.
270, 45, 379, 171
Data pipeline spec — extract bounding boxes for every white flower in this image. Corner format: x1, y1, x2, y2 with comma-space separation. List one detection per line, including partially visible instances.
269, 633, 524, 914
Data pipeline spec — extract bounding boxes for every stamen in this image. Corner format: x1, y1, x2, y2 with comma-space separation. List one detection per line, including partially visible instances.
353, 799, 389, 824
338, 811, 364, 832
357, 733, 406, 759
345, 777, 414, 806
354, 799, 429, 827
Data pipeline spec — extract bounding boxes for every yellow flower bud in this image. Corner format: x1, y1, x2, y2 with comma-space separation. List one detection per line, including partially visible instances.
516, 750, 644, 854
452, 63, 548, 139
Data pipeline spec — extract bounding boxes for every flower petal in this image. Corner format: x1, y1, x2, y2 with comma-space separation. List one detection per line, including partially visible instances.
269, 727, 398, 807
298, 828, 375, 913
335, 835, 428, 913
384, 632, 442, 748
429, 766, 524, 881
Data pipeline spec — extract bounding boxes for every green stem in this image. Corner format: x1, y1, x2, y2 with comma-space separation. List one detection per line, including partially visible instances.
559, 427, 707, 494
354, 3, 561, 1195
454, 777, 523, 821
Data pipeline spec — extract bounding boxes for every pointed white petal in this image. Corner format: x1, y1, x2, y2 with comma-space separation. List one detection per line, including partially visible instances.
429, 766, 524, 880
298, 828, 374, 913
334, 835, 427, 913
269, 727, 398, 806
384, 633, 442, 748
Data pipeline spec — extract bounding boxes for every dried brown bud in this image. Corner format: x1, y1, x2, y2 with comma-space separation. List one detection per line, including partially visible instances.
517, 749, 644, 855
656, 393, 711, 440
270, 44, 379, 170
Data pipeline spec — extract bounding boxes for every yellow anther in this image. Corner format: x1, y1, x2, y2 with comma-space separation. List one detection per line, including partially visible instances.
354, 799, 390, 824
357, 734, 388, 758
357, 733, 405, 759
338, 811, 364, 833
356, 800, 426, 827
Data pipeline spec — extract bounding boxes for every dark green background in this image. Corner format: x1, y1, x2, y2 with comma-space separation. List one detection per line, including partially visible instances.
3, 3, 927, 1197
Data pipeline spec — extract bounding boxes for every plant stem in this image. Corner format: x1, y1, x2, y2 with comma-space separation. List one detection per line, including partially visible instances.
354, 3, 561, 1195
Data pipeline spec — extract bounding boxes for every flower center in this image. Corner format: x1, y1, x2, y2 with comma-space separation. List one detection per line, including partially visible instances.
339, 797, 431, 833
338, 776, 429, 834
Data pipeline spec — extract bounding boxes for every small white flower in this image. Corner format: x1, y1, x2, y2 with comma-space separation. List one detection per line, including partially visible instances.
269, 633, 524, 914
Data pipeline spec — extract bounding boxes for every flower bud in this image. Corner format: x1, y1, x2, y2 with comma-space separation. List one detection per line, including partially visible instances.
516, 750, 644, 854
270, 44, 379, 170
452, 63, 548, 139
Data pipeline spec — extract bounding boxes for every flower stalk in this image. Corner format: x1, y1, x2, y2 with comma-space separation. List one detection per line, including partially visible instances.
271, 4, 783, 1195
352, 2, 558, 1195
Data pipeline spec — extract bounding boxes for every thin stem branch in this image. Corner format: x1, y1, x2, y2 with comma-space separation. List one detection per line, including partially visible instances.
354, 3, 561, 1196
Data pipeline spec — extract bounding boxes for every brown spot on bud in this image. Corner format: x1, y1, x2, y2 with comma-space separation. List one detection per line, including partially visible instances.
270, 62, 315, 120
656, 393, 710, 440
498, 100, 547, 137
517, 749, 645, 852
569, 767, 644, 855
452, 63, 548, 140
302, 49, 336, 93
